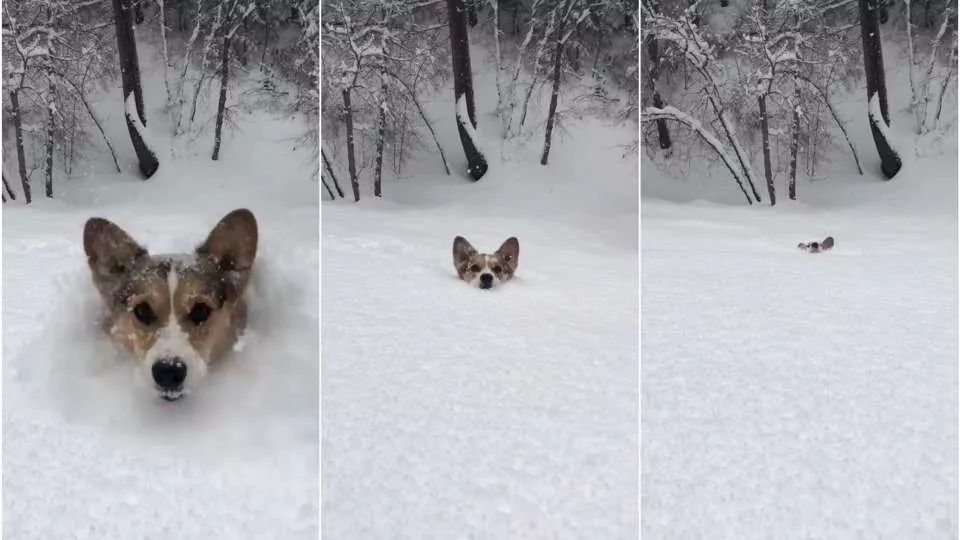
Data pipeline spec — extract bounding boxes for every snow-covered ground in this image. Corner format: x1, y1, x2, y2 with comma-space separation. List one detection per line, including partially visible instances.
321, 44, 640, 538
2, 35, 319, 538
641, 38, 958, 539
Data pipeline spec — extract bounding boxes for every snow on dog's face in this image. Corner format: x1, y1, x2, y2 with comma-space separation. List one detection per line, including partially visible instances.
453, 236, 519, 289
83, 209, 258, 401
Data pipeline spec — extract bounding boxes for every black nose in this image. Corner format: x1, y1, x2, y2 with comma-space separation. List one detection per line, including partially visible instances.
152, 358, 187, 390
479, 273, 493, 288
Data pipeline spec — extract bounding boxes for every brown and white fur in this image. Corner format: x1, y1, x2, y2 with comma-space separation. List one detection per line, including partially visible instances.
83, 209, 258, 401
797, 236, 835, 253
453, 236, 519, 289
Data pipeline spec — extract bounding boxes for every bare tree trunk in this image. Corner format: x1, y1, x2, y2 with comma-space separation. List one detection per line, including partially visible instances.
85, 98, 122, 173
259, 5, 270, 71
321, 147, 345, 198
919, 12, 954, 132
174, 0, 204, 135
10, 90, 31, 204
646, 35, 671, 150
321, 176, 336, 200
158, 0, 173, 108
45, 91, 55, 198
65, 100, 77, 177
540, 0, 575, 165
112, 0, 160, 178
189, 1, 226, 129
58, 69, 123, 173
387, 71, 451, 174
447, 0, 488, 180
905, 0, 920, 131
2, 174, 16, 201
858, 0, 902, 179
491, 0, 505, 135
374, 81, 387, 198
342, 89, 360, 201
466, 0, 478, 26
212, 35, 231, 161
758, 94, 775, 205
518, 10, 555, 133
708, 97, 761, 202
794, 74, 863, 175
789, 86, 800, 200
933, 33, 958, 127
505, 4, 541, 133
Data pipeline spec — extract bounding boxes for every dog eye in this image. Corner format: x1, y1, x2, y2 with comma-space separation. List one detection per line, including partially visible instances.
132, 302, 156, 325
492, 266, 502, 274
188, 303, 212, 325
469, 264, 481, 273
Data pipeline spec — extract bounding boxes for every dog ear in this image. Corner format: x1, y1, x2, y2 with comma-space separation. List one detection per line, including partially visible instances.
453, 236, 477, 265
83, 217, 148, 291
197, 209, 258, 296
496, 237, 519, 268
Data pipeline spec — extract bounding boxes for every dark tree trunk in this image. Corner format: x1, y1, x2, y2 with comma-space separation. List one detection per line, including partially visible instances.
10, 90, 31, 204
45, 96, 55, 198
3, 174, 16, 201
236, 21, 249, 66
321, 148, 346, 198
541, 0, 575, 166
260, 6, 270, 71
112, 0, 159, 178
321, 176, 336, 200
858, 0, 902, 179
645, 35, 671, 150
374, 81, 387, 198
789, 86, 800, 200
447, 0, 488, 180
466, 0, 478, 26
342, 89, 360, 202
758, 95, 775, 205
212, 35, 231, 161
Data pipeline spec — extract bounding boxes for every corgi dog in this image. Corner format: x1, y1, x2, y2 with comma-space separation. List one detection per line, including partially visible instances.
798, 236, 835, 253
453, 236, 519, 289
83, 209, 258, 401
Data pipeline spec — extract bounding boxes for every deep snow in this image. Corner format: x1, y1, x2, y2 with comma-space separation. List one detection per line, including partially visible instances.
2, 30, 319, 539
321, 41, 640, 538
641, 31, 958, 540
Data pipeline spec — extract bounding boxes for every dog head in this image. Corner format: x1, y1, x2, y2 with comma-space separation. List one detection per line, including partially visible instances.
452, 236, 519, 289
83, 209, 258, 401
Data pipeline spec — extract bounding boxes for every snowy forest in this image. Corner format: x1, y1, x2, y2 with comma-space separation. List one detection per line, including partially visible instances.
640, 0, 957, 204
320, 0, 640, 201
2, 0, 319, 204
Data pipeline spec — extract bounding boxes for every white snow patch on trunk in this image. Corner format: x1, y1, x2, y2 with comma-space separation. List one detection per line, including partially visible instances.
456, 94, 486, 158
124, 92, 160, 162
868, 92, 904, 159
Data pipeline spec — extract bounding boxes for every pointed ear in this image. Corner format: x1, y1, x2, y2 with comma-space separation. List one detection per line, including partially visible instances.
197, 208, 258, 273
83, 217, 148, 292
453, 236, 477, 264
496, 237, 519, 268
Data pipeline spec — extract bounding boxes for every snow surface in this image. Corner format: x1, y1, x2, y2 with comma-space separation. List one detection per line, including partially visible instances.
642, 35, 958, 539
322, 41, 639, 538
3, 35, 319, 539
